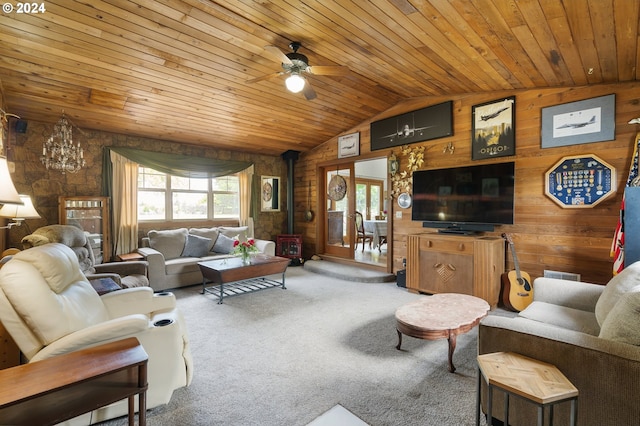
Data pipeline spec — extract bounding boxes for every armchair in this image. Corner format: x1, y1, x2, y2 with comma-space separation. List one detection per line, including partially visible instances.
22, 224, 149, 289
478, 262, 640, 425
0, 243, 193, 424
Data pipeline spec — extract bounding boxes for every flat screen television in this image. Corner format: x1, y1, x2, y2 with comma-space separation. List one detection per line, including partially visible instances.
412, 162, 515, 234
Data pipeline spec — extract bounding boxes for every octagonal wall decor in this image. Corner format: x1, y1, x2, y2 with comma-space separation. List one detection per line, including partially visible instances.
544, 154, 616, 208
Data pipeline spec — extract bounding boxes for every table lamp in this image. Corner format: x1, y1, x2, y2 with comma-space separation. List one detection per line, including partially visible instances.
0, 156, 22, 205
0, 194, 41, 230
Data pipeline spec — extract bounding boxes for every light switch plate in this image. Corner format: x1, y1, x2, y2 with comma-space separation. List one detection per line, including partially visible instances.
396, 211, 402, 218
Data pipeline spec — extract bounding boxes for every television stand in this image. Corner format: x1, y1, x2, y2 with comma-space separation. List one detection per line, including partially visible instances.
406, 233, 504, 308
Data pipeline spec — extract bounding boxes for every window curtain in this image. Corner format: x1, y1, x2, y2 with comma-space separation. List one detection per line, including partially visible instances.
238, 165, 254, 230
103, 147, 255, 251
110, 151, 139, 256
109, 147, 252, 178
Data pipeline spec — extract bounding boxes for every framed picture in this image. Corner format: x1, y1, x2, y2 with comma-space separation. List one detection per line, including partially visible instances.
338, 132, 360, 158
370, 101, 453, 151
541, 94, 615, 148
472, 96, 515, 160
261, 176, 280, 211
544, 154, 616, 208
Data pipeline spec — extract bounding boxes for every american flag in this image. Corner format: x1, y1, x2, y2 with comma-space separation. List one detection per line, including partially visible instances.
611, 132, 640, 274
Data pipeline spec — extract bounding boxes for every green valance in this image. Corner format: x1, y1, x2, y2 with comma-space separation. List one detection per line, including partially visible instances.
108, 147, 253, 178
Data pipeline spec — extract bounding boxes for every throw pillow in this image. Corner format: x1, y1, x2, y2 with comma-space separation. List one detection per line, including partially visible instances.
219, 226, 249, 243
35, 224, 86, 248
20, 234, 50, 249
595, 261, 640, 326
148, 228, 188, 260
189, 227, 220, 246
599, 289, 640, 345
181, 234, 213, 257
212, 233, 235, 254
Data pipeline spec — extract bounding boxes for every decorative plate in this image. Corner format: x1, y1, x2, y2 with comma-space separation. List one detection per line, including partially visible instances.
262, 182, 273, 201
397, 192, 412, 208
328, 175, 347, 201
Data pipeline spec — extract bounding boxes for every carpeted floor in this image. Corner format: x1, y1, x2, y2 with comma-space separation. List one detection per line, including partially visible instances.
303, 259, 396, 283
99, 266, 489, 426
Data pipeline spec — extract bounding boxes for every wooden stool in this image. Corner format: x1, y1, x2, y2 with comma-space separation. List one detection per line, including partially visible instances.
476, 352, 578, 426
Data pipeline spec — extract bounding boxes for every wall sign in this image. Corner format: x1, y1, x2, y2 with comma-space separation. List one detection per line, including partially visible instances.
544, 154, 616, 208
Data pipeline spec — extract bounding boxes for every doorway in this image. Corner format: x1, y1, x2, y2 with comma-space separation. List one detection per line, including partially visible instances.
319, 158, 389, 269
354, 158, 388, 267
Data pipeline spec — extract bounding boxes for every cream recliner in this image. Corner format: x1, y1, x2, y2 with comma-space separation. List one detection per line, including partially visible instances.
0, 243, 193, 424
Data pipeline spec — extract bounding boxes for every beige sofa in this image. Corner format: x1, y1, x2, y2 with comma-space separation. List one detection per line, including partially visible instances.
137, 226, 275, 291
478, 262, 640, 425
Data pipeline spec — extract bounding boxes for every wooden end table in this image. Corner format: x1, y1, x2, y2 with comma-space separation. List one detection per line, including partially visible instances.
0, 337, 148, 426
198, 254, 289, 303
395, 293, 490, 373
476, 352, 578, 426
117, 252, 145, 262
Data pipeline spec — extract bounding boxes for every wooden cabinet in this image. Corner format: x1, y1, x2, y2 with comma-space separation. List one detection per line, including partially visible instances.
406, 233, 504, 308
327, 211, 344, 245
59, 196, 111, 263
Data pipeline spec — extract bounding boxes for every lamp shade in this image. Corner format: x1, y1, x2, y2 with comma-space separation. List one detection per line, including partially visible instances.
285, 74, 306, 93
0, 157, 23, 205
0, 194, 40, 220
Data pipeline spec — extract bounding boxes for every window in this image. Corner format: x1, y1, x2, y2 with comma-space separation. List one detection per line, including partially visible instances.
138, 167, 239, 221
355, 178, 383, 219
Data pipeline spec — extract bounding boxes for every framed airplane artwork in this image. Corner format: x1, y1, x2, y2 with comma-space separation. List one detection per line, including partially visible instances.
541, 94, 615, 148
370, 101, 453, 151
471, 96, 516, 160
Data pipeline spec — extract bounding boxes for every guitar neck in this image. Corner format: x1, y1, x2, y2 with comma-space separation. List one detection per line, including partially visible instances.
510, 244, 523, 280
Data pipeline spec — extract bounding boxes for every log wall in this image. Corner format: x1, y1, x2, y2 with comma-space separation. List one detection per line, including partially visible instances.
295, 82, 640, 284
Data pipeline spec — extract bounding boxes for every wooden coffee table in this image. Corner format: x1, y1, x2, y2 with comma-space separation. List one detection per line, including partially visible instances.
198, 254, 289, 304
395, 293, 490, 373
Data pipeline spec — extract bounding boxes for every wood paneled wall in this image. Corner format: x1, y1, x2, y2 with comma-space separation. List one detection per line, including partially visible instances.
295, 82, 640, 284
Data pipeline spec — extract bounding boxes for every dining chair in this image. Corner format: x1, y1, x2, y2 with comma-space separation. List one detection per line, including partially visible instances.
354, 211, 373, 252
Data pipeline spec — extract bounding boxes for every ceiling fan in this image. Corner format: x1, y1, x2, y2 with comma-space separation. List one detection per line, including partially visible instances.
247, 42, 350, 100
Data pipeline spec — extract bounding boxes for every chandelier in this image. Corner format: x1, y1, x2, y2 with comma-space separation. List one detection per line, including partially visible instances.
41, 113, 86, 173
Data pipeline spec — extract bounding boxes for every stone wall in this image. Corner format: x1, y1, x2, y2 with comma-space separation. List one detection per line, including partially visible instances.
3, 119, 288, 249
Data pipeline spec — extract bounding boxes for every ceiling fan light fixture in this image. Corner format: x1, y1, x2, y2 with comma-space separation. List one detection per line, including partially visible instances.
285, 74, 305, 93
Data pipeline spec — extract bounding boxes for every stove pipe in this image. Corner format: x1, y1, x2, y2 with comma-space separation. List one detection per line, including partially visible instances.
281, 150, 300, 234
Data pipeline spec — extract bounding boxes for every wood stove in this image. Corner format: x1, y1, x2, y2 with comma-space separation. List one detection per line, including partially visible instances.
276, 234, 302, 264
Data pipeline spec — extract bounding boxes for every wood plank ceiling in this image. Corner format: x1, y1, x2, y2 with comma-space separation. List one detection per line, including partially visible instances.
0, 0, 638, 156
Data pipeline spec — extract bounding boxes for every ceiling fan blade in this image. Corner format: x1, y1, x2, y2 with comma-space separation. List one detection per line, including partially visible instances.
264, 45, 293, 65
246, 71, 284, 84
307, 65, 350, 76
302, 81, 317, 101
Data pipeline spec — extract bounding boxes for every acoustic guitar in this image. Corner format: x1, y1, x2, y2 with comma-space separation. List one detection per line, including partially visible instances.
501, 233, 533, 312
